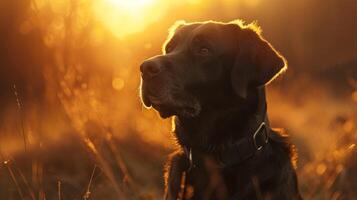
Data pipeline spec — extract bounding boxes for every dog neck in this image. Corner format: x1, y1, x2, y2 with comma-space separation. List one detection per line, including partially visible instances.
173, 87, 269, 152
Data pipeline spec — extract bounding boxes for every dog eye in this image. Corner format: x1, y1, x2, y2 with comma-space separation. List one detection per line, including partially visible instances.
198, 47, 210, 55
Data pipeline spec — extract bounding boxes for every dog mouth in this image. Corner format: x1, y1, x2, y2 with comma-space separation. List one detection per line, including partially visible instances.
152, 102, 200, 118
141, 88, 201, 118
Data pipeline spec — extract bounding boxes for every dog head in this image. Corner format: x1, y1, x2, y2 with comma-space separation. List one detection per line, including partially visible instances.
140, 20, 286, 118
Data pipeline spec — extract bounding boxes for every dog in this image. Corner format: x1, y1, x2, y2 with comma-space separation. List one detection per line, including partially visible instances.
140, 20, 302, 200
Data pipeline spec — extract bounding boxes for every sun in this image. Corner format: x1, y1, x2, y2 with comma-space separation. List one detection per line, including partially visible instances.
93, 0, 168, 38
106, 0, 155, 10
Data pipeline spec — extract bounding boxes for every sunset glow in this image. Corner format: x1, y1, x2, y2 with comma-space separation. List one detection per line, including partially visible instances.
94, 0, 168, 38
1, 0, 356, 199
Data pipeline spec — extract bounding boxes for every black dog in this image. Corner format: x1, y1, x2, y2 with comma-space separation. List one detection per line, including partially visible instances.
140, 20, 302, 200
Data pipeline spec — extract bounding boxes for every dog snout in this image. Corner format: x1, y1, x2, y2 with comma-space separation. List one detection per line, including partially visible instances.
140, 59, 162, 80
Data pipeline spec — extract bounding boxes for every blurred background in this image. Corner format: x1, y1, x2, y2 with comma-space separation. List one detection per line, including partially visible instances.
0, 0, 357, 199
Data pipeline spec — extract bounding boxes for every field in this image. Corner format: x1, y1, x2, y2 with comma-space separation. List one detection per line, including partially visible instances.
0, 0, 356, 199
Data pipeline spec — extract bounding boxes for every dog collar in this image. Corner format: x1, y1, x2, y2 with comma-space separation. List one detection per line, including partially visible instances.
184, 121, 269, 170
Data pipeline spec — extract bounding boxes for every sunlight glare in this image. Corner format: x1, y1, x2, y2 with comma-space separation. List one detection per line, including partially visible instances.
94, 0, 168, 38
107, 0, 154, 9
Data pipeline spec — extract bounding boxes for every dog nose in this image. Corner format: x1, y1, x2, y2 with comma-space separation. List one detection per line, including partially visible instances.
140, 60, 162, 79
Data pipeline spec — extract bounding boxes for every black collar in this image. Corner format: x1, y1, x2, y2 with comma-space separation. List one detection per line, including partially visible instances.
183, 121, 270, 170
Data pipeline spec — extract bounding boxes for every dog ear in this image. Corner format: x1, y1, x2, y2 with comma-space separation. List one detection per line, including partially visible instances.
230, 22, 287, 98
162, 20, 186, 54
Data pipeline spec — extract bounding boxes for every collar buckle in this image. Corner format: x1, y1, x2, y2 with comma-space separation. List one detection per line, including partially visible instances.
253, 122, 268, 151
